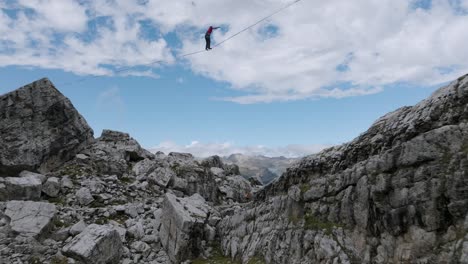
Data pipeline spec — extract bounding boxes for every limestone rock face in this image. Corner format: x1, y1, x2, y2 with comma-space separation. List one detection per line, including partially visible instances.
62, 224, 123, 264
5, 201, 56, 238
159, 193, 212, 263
218, 74, 468, 263
0, 78, 94, 175
1, 171, 43, 200
64, 129, 154, 176
42, 177, 60, 197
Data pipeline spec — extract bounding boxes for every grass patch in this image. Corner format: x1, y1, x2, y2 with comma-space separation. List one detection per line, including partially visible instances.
247, 256, 266, 264
48, 196, 66, 206
300, 183, 310, 194
304, 214, 342, 235
170, 163, 181, 175
59, 164, 91, 178
89, 199, 106, 208
50, 256, 68, 264
109, 212, 129, 225
192, 245, 240, 264
53, 218, 70, 228
95, 217, 108, 225
120, 176, 133, 184
28, 256, 42, 264
94, 212, 129, 226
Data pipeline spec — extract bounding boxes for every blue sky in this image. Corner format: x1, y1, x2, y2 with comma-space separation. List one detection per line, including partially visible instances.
1, 0, 468, 157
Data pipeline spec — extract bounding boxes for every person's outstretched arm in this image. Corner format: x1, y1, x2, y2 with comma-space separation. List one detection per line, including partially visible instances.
213, 27, 220, 29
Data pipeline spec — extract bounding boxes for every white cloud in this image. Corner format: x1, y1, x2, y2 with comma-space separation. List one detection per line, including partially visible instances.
0, 0, 174, 76
97, 86, 125, 114
150, 140, 330, 158
1, 0, 468, 102
179, 0, 468, 102
17, 0, 88, 32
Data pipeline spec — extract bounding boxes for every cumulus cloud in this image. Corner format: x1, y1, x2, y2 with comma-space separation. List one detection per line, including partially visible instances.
179, 0, 468, 103
150, 140, 330, 158
0, 0, 174, 75
1, 0, 468, 102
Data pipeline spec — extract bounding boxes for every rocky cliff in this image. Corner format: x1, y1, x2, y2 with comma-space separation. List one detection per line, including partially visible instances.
0, 78, 253, 264
0, 78, 94, 175
217, 74, 468, 263
0, 74, 467, 264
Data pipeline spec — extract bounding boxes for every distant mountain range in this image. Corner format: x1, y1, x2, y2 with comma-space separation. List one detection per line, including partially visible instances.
222, 153, 299, 185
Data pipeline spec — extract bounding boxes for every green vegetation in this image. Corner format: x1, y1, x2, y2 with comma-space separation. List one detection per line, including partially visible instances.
247, 256, 266, 264
170, 163, 181, 175
28, 256, 41, 264
95, 217, 107, 225
50, 256, 68, 264
192, 245, 239, 264
48, 196, 66, 206
120, 176, 133, 183
300, 183, 310, 194
59, 164, 91, 178
53, 218, 70, 228
94, 212, 129, 226
461, 140, 468, 155
89, 199, 105, 208
304, 214, 342, 235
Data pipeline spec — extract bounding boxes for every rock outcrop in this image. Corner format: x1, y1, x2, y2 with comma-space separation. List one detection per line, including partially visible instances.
159, 193, 214, 263
0, 171, 44, 201
0, 78, 94, 175
217, 74, 468, 263
1, 74, 468, 264
63, 224, 123, 264
4, 201, 56, 239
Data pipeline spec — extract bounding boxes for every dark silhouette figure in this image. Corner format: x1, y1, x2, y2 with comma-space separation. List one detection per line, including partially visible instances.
205, 26, 220, 50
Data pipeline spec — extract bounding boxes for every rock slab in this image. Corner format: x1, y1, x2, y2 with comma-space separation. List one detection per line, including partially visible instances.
0, 78, 94, 175
63, 224, 123, 264
160, 193, 210, 263
5, 201, 56, 238
1, 172, 43, 200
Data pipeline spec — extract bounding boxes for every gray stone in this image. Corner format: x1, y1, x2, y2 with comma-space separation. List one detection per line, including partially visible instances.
5, 201, 56, 238
63, 224, 123, 264
61, 176, 74, 190
3, 172, 43, 200
149, 167, 175, 187
69, 220, 87, 236
76, 187, 94, 206
126, 220, 145, 240
0, 78, 94, 175
42, 177, 60, 197
160, 193, 211, 263
78, 130, 154, 176
216, 73, 468, 263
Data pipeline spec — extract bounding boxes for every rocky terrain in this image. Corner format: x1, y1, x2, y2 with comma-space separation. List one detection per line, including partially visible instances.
0, 74, 467, 264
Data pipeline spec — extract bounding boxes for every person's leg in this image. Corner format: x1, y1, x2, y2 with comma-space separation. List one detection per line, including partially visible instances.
205, 35, 210, 50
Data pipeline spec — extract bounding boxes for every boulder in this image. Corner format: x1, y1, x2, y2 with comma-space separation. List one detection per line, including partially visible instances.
42, 177, 60, 197
201, 155, 224, 169
5, 201, 56, 238
218, 176, 253, 203
69, 220, 87, 236
63, 224, 123, 264
78, 130, 154, 176
0, 78, 94, 175
2, 171, 43, 200
76, 187, 94, 206
132, 159, 175, 187
159, 193, 211, 263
